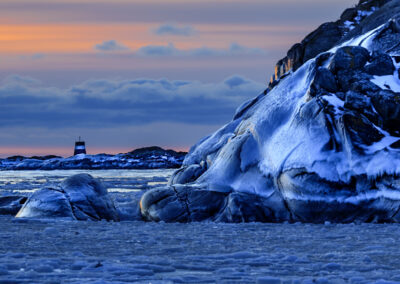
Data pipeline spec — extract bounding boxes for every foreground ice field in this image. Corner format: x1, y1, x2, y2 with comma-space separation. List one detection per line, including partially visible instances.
1, 170, 400, 283
2, 217, 400, 283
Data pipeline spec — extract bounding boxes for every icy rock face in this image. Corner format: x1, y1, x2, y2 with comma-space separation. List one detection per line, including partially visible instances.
16, 174, 119, 221
141, 11, 400, 223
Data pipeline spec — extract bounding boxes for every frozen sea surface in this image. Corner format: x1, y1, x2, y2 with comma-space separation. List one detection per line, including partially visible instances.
0, 169, 174, 195
2, 218, 400, 283
1, 170, 400, 283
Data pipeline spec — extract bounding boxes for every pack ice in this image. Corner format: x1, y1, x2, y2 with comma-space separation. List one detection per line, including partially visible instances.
141, 0, 400, 223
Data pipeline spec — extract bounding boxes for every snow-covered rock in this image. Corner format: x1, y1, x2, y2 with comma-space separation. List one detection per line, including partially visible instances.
16, 174, 119, 221
141, 0, 400, 223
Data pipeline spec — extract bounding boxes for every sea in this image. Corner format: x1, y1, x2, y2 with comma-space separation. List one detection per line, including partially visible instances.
0, 169, 399, 283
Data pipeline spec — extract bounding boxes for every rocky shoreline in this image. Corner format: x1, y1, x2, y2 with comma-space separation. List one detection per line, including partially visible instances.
0, 146, 186, 170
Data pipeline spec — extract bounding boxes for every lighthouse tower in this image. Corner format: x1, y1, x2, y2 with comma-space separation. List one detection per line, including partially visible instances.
74, 136, 87, 155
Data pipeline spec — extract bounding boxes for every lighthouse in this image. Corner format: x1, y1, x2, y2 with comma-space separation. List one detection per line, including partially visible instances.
74, 137, 87, 155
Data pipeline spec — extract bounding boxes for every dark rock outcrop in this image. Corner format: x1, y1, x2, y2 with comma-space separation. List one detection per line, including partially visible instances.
267, 0, 398, 90
365, 51, 395, 75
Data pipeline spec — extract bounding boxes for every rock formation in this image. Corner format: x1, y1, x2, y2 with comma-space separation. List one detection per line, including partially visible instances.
141, 0, 400, 223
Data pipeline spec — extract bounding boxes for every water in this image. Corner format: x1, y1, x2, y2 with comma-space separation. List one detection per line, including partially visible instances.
0, 169, 175, 196
0, 170, 399, 283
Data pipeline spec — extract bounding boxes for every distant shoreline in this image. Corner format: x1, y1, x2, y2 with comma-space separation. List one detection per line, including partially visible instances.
0, 146, 186, 171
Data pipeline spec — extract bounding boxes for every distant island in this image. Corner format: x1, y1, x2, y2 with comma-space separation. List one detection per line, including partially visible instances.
0, 146, 186, 170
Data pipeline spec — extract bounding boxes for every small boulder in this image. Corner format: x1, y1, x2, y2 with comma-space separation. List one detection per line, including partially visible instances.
336, 69, 371, 92
331, 46, 369, 71
350, 79, 381, 96
365, 52, 395, 76
16, 174, 119, 221
344, 91, 371, 111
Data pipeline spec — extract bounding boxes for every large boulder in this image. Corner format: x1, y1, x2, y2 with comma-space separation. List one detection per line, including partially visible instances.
16, 174, 119, 221
330, 46, 370, 71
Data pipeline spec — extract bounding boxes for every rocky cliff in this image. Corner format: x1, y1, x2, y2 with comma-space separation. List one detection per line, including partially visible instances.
140, 0, 400, 223
268, 0, 397, 88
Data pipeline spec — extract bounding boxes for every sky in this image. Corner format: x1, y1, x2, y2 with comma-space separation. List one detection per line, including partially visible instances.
0, 0, 358, 157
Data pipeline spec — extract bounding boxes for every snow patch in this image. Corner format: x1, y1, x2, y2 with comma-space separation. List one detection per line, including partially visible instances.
371, 73, 400, 92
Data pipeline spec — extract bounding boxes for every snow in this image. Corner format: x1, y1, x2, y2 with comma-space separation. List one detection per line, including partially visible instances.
354, 8, 376, 24
330, 23, 384, 52
344, 20, 355, 31
0, 169, 172, 196
371, 73, 400, 92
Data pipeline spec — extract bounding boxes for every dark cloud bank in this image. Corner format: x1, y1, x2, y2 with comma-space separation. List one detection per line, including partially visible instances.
93, 41, 266, 56
0, 75, 265, 130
